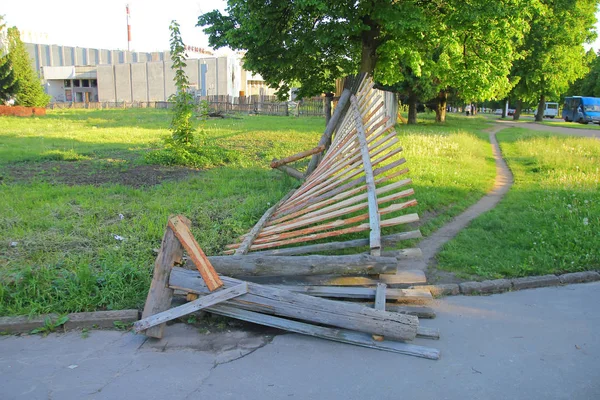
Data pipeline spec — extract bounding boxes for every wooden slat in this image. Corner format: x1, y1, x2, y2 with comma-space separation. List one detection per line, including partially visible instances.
271, 145, 325, 169
134, 283, 248, 332
203, 304, 440, 360
168, 216, 223, 291
246, 230, 422, 256
374, 283, 387, 310
234, 190, 295, 255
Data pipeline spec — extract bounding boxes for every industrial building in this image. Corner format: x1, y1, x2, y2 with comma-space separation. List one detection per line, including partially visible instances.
24, 42, 278, 104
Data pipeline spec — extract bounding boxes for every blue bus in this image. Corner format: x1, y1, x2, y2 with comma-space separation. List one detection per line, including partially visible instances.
562, 96, 600, 124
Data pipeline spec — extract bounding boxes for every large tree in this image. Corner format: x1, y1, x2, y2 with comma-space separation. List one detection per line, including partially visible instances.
198, 0, 529, 110
509, 0, 598, 121
6, 27, 50, 107
0, 16, 18, 103
567, 51, 600, 97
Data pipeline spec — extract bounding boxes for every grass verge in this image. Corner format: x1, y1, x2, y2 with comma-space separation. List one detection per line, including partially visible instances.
437, 127, 600, 279
0, 110, 495, 316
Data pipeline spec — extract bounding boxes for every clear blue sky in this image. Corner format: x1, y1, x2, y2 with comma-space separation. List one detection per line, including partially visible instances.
3, 1, 600, 54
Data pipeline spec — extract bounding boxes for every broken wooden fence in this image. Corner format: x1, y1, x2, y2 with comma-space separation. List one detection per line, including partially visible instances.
225, 74, 420, 260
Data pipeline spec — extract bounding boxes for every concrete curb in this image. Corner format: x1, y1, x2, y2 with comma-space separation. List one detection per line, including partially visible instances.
0, 310, 139, 334
415, 271, 600, 297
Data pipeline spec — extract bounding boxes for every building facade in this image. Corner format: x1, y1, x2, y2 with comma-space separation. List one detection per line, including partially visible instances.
25, 43, 278, 104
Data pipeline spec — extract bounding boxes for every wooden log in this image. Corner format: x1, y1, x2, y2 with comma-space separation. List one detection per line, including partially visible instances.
190, 254, 399, 277
234, 189, 295, 255
168, 216, 223, 291
305, 89, 352, 176
345, 303, 436, 319
134, 283, 248, 332
246, 230, 422, 256
141, 217, 189, 339
380, 248, 423, 260
276, 165, 304, 180
169, 267, 418, 341
270, 145, 325, 169
203, 304, 439, 360
271, 285, 433, 302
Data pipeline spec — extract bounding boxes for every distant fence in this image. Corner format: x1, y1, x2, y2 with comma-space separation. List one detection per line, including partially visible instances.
47, 96, 327, 117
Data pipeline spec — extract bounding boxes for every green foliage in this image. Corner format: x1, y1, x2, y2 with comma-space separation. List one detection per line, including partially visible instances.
6, 27, 50, 107
567, 51, 600, 96
510, 0, 598, 111
0, 17, 18, 103
168, 20, 197, 145
438, 128, 600, 279
31, 315, 69, 335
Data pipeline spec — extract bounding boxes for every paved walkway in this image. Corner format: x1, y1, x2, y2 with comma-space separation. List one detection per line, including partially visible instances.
1, 282, 599, 400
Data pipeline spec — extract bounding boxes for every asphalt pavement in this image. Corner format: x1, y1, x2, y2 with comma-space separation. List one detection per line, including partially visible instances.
1, 282, 599, 400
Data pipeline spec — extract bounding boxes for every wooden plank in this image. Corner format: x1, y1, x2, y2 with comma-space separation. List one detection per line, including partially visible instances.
224, 213, 420, 252
234, 189, 295, 255
190, 254, 398, 277
374, 283, 387, 310
270, 145, 325, 169
168, 216, 223, 292
305, 88, 352, 176
169, 267, 418, 341
203, 304, 440, 360
141, 217, 189, 338
380, 270, 427, 285
378, 248, 423, 260
134, 283, 248, 332
343, 303, 436, 319
247, 230, 422, 256
271, 285, 433, 302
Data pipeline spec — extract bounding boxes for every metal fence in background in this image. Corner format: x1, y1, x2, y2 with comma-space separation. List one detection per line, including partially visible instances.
48, 96, 327, 117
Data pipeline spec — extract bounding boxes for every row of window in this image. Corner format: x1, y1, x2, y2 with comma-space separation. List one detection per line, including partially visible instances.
64, 79, 97, 88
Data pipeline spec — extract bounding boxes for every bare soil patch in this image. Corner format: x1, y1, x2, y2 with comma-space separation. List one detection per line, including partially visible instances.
3, 159, 201, 187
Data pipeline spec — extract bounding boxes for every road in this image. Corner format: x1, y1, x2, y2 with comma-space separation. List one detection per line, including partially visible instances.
2, 282, 599, 400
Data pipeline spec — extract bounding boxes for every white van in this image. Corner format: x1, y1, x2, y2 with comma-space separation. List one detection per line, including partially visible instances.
535, 102, 559, 118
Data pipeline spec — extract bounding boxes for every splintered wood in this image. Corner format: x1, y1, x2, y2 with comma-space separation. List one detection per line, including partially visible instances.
226, 74, 419, 256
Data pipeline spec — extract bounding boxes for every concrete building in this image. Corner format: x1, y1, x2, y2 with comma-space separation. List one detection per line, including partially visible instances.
25, 42, 277, 104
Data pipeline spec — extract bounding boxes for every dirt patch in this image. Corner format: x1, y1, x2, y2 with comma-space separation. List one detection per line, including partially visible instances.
3, 160, 201, 187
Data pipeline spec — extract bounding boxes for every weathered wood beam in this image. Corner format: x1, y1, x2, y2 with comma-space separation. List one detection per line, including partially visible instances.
276, 165, 304, 180
134, 283, 248, 332
169, 267, 418, 341
351, 95, 380, 255
270, 145, 325, 169
270, 285, 432, 303
190, 254, 399, 277
305, 88, 352, 176
203, 303, 439, 360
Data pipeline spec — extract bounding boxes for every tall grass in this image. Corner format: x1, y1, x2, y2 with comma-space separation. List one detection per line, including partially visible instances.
437, 128, 600, 279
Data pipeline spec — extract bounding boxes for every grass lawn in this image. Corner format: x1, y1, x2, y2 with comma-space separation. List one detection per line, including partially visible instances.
0, 109, 495, 316
437, 127, 600, 279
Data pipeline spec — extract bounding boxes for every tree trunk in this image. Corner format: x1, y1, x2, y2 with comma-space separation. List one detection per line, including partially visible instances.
324, 92, 333, 127
472, 103, 477, 116
435, 90, 447, 123
501, 99, 508, 118
513, 99, 522, 120
407, 91, 418, 124
535, 95, 545, 122
360, 16, 380, 74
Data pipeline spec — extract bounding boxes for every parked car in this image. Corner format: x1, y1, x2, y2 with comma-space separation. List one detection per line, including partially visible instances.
507, 109, 516, 116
